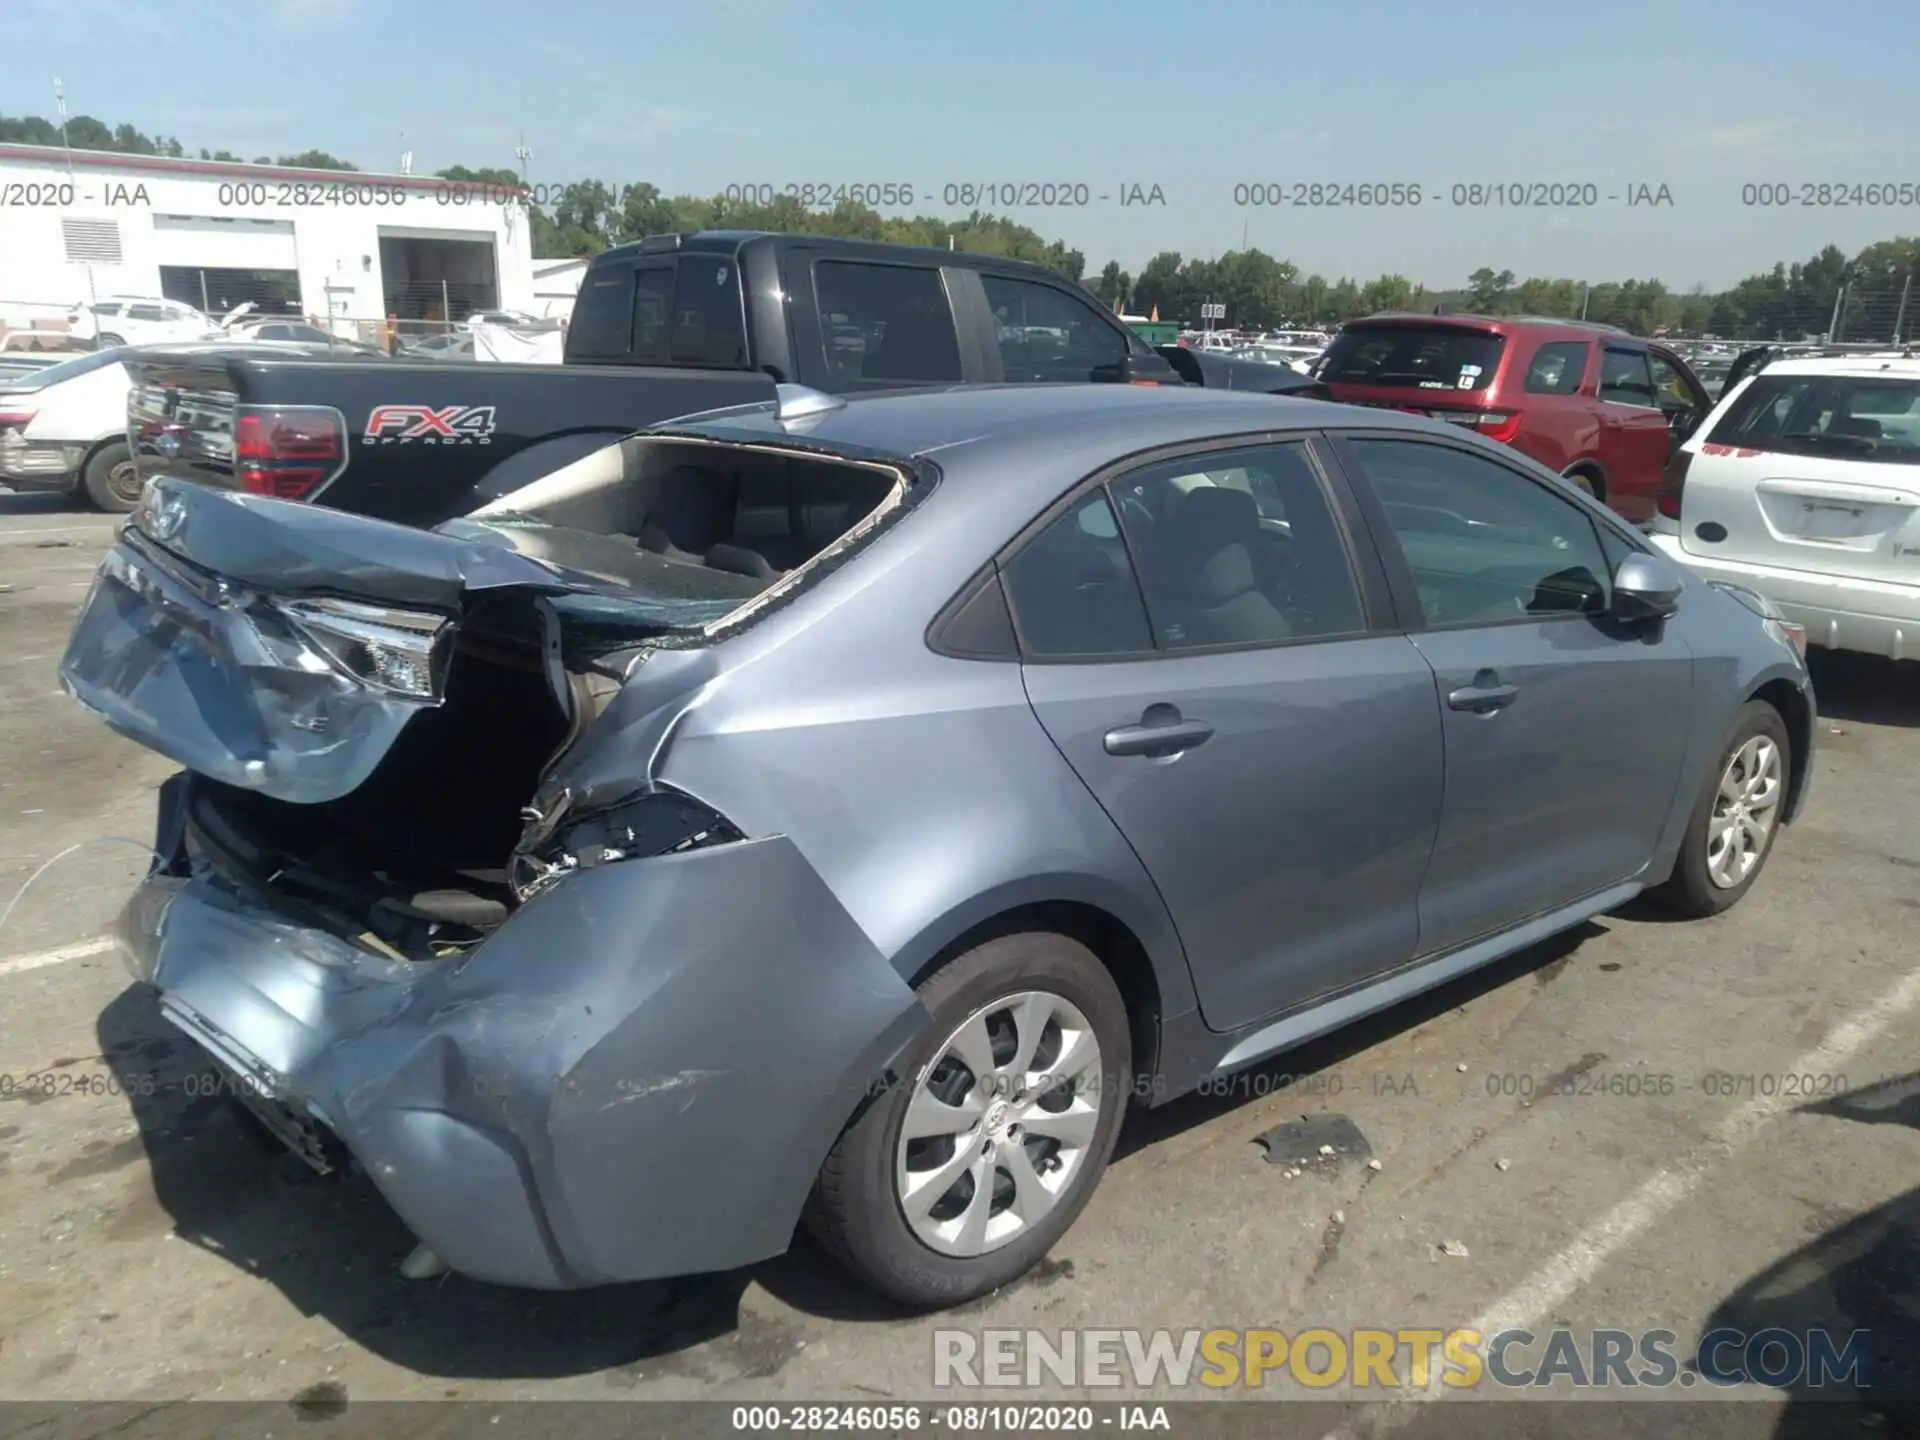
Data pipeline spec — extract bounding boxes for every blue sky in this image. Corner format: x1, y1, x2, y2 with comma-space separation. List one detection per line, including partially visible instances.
3, 0, 1915, 289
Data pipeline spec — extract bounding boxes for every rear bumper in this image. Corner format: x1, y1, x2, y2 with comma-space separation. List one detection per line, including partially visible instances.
0, 436, 84, 490
1652, 536, 1920, 662
115, 797, 928, 1289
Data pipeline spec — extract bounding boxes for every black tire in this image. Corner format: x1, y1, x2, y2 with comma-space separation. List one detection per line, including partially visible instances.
1563, 466, 1601, 499
81, 441, 143, 514
806, 932, 1131, 1309
1651, 700, 1791, 918
96, 332, 125, 351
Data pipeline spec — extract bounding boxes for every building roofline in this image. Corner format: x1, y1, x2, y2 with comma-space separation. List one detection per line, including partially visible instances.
0, 142, 521, 197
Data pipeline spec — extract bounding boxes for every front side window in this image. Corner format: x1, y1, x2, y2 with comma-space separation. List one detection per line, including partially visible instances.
1001, 489, 1152, 657
982, 274, 1129, 383
1347, 438, 1612, 625
813, 261, 963, 385
1598, 347, 1658, 406
1108, 443, 1366, 648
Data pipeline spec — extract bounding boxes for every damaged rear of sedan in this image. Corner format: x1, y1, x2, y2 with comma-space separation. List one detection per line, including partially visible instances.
62, 383, 1192, 1308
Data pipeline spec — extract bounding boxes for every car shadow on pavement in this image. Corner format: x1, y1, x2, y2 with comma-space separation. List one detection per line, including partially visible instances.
0, 490, 90, 517
1701, 1071, 1920, 1437
1808, 649, 1920, 730
93, 921, 1610, 1382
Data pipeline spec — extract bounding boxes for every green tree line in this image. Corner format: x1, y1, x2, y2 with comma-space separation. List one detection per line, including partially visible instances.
6, 112, 1915, 340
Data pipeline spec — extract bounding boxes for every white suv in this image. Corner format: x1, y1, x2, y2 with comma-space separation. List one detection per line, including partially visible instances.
1650, 353, 1920, 660
68, 297, 223, 348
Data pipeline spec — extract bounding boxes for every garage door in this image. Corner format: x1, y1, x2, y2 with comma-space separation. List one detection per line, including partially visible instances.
151, 214, 299, 269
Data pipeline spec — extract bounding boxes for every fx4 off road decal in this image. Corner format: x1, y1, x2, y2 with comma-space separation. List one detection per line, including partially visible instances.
363, 404, 497, 445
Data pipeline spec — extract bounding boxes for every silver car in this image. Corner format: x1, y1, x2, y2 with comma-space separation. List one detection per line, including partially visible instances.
60, 383, 1814, 1307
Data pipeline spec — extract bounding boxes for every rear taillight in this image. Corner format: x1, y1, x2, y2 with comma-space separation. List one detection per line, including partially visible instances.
0, 407, 36, 431
1434, 410, 1522, 443
1658, 450, 1692, 519
234, 404, 347, 500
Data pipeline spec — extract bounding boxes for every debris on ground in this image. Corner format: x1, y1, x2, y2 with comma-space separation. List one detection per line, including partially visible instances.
1366, 1159, 1384, 1172
1438, 1240, 1471, 1258
1495, 1158, 1512, 1172
1255, 1113, 1372, 1170
1456, 1063, 1469, 1073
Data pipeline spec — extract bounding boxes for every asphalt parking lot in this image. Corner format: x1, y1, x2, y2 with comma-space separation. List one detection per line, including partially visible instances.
2, 489, 1918, 1435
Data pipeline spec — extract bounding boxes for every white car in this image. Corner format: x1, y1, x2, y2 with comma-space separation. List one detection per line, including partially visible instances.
67, 297, 223, 348
0, 347, 140, 511
1650, 353, 1920, 661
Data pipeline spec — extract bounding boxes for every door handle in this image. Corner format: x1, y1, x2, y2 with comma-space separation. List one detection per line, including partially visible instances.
1104, 714, 1215, 758
1448, 681, 1519, 714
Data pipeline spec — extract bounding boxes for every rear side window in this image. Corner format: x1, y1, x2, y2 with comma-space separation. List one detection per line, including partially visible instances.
1707, 374, 1920, 464
1002, 490, 1153, 657
1317, 326, 1505, 392
1598, 347, 1658, 406
1524, 341, 1590, 395
568, 266, 636, 358
813, 261, 963, 385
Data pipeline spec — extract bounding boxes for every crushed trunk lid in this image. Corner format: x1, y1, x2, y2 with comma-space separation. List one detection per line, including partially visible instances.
59, 476, 755, 805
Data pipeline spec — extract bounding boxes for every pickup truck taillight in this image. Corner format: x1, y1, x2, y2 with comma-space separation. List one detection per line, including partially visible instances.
1658, 450, 1691, 519
234, 404, 348, 500
0, 407, 35, 431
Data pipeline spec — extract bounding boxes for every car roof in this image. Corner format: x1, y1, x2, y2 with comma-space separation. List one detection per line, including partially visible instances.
1749, 355, 1920, 379
667, 382, 1428, 465
1343, 312, 1637, 341
590, 230, 1085, 283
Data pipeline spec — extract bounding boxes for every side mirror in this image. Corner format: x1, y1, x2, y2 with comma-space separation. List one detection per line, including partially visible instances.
1611, 551, 1684, 620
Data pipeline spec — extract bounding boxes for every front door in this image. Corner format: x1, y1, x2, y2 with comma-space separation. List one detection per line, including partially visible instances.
1333, 434, 1695, 953
1003, 440, 1444, 1033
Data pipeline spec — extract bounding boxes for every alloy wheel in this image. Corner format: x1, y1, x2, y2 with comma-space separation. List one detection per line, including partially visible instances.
895, 989, 1104, 1258
1707, 734, 1782, 889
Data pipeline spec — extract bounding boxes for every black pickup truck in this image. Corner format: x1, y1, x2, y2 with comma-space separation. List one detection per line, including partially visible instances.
126, 231, 1321, 526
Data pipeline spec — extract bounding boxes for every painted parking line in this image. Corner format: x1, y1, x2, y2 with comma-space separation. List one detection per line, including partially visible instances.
0, 935, 115, 978
1328, 959, 1920, 1435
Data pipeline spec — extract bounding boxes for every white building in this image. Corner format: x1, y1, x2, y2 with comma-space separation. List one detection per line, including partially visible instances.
531, 256, 590, 321
0, 143, 536, 337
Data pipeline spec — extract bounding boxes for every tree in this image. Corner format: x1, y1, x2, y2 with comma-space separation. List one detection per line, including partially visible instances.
1466, 267, 1516, 312
275, 149, 358, 171
1091, 260, 1132, 311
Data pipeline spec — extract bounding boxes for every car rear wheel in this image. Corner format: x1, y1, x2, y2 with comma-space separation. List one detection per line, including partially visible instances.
1562, 465, 1601, 499
82, 441, 144, 513
1652, 700, 1790, 917
805, 931, 1131, 1308
96, 332, 125, 350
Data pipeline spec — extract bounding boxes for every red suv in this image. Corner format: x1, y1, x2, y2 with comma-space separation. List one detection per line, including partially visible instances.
1314, 314, 1713, 523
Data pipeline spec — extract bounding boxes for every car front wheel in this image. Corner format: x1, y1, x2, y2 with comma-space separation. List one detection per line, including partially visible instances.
1653, 700, 1790, 917
806, 931, 1131, 1308
82, 441, 144, 513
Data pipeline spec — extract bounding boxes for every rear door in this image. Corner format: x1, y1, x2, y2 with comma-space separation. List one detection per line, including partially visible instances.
1594, 345, 1672, 520
1680, 367, 1920, 583
1006, 438, 1443, 1033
